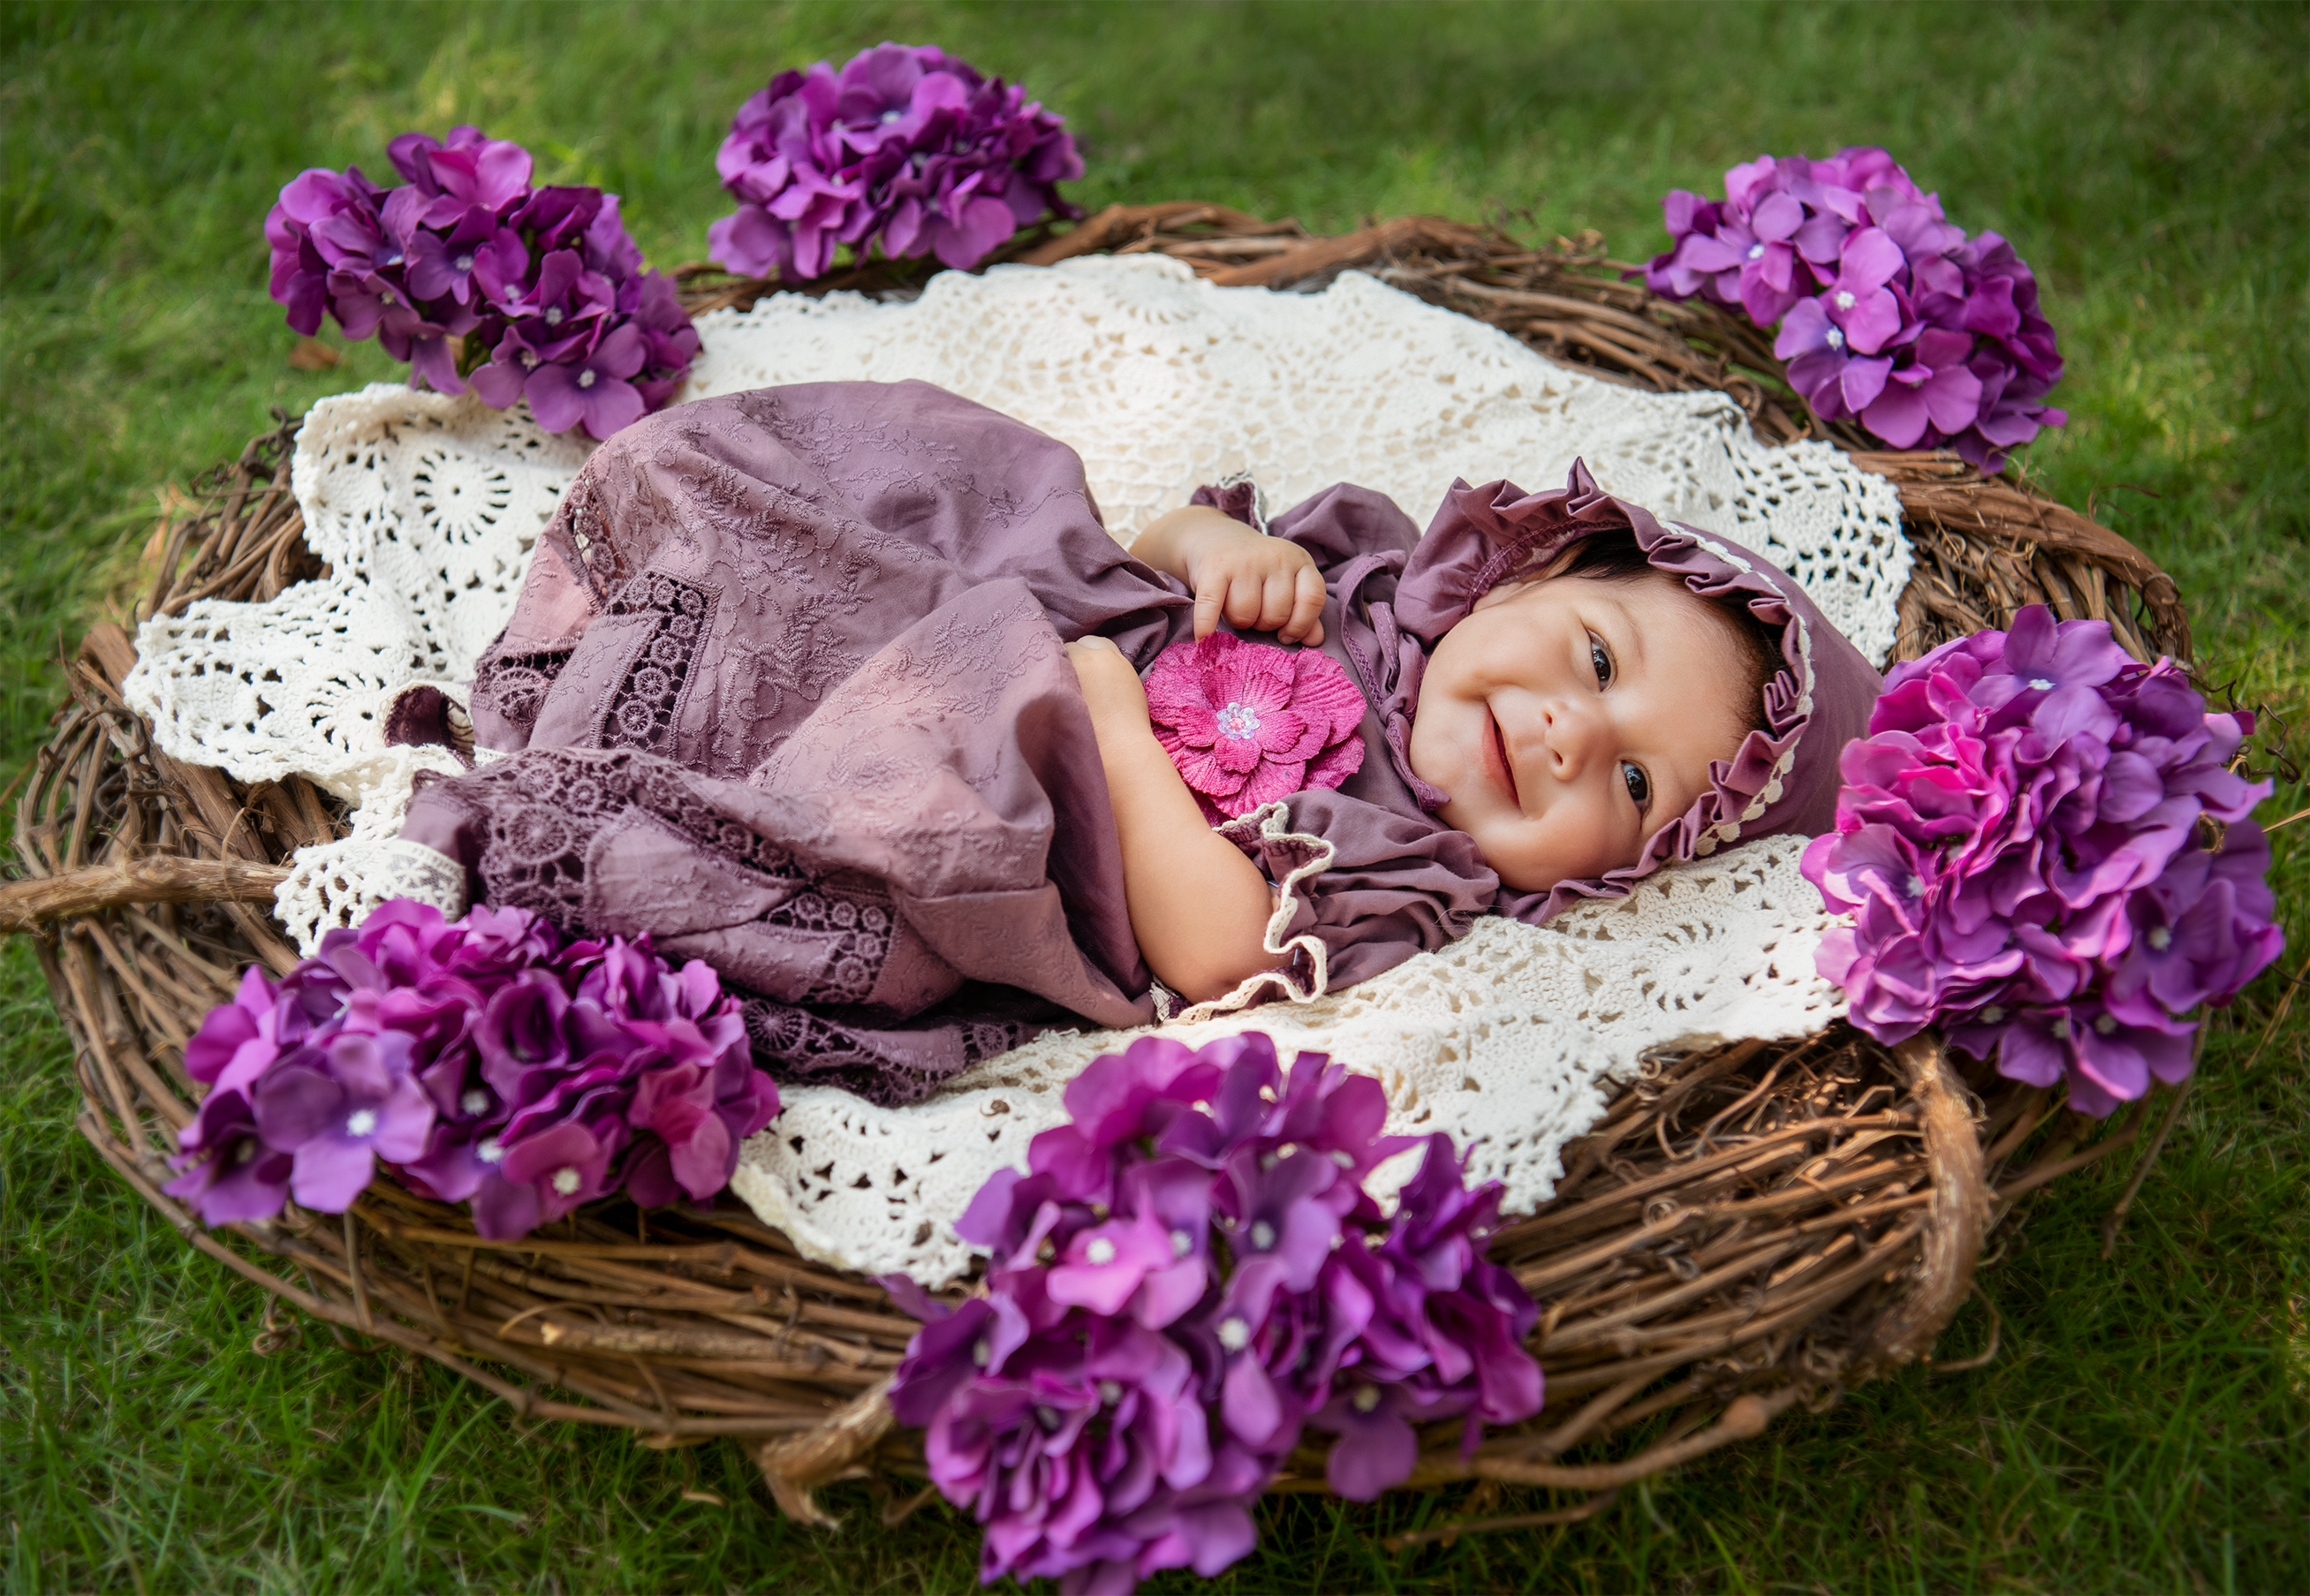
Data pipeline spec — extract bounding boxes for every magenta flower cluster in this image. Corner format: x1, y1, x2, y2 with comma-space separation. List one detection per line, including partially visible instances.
885, 1032, 1541, 1594
265, 126, 699, 439
1802, 607, 2283, 1116
1143, 634, 1367, 824
165, 901, 780, 1238
707, 42, 1083, 282
1643, 147, 2064, 471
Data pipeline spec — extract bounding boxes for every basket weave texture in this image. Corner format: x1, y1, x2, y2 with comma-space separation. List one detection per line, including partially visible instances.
5, 205, 2181, 1526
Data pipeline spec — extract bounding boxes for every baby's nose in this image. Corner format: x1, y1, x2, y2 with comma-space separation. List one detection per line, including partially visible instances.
1541, 698, 1609, 778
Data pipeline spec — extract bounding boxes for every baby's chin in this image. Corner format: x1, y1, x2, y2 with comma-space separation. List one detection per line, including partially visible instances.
1451, 808, 1640, 896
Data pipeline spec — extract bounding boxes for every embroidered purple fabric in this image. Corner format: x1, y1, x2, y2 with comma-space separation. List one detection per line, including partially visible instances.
399, 383, 1875, 1107
402, 383, 1493, 1104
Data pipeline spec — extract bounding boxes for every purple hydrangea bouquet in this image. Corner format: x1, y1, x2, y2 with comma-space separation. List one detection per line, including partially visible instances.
708, 42, 1083, 281
884, 1032, 1541, 1593
265, 126, 700, 438
1803, 607, 2283, 1115
166, 900, 779, 1240
1642, 147, 2064, 470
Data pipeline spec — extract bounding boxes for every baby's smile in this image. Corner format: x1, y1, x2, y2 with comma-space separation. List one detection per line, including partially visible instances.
1484, 709, 1519, 806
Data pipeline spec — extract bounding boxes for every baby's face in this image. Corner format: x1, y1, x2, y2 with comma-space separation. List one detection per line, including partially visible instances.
1407, 571, 1754, 893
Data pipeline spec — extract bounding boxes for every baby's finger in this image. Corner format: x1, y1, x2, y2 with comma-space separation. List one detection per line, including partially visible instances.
1193, 586, 1225, 639
1258, 571, 1299, 634
1281, 564, 1327, 645
1222, 573, 1266, 632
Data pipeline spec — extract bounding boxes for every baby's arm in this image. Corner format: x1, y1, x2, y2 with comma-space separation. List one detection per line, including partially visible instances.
1132, 505, 1327, 645
1066, 636, 1279, 1002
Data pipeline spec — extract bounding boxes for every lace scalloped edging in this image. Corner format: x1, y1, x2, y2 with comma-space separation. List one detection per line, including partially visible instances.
1152, 801, 1335, 1025
276, 836, 470, 952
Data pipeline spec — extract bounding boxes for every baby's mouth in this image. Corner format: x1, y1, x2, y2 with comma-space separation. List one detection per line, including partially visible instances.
1487, 710, 1520, 807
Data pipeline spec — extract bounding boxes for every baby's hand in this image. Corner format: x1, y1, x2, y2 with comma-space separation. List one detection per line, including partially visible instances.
1066, 636, 1151, 735
1132, 506, 1327, 646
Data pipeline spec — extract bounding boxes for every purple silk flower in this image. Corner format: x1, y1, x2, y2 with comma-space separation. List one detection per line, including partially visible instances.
708, 42, 1082, 280
264, 125, 698, 438
166, 900, 781, 1237
885, 1032, 1541, 1593
1803, 606, 2283, 1115
1642, 147, 2065, 470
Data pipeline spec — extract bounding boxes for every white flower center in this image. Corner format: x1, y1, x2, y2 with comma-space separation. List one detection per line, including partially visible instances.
1905, 874, 1927, 899
1824, 327, 1846, 351
881, 108, 903, 124
1746, 243, 1765, 261
1331, 1149, 1355, 1169
578, 369, 597, 389
455, 253, 474, 272
235, 1139, 259, 1165
1097, 1379, 1122, 1406
461, 1089, 489, 1116
1352, 1384, 1382, 1413
972, 1337, 991, 1367
519, 350, 538, 369
345, 1108, 377, 1138
1084, 1237, 1117, 1266
1170, 1229, 1193, 1258
1216, 701, 1262, 740
2148, 927, 2173, 951
2029, 677, 2055, 691
543, 306, 564, 325
1217, 1317, 1251, 1352
1835, 290, 1857, 310
1249, 1221, 1276, 1252
1980, 1005, 2006, 1025
477, 1138, 504, 1164
551, 1166, 581, 1195
2094, 1013, 2118, 1036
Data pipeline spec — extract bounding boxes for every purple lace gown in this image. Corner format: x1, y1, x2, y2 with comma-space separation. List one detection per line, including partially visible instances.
398, 382, 1491, 1104
400, 382, 1877, 1107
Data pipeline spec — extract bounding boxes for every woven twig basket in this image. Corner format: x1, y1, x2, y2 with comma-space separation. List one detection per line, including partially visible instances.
4, 206, 2184, 1533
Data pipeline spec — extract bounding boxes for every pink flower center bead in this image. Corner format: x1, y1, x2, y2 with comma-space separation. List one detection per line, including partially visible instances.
1216, 701, 1262, 739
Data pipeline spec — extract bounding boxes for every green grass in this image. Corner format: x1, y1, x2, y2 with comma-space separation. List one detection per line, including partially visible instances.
4, 2, 2306, 1590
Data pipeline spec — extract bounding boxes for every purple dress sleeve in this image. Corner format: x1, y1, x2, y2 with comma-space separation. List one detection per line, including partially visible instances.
1226, 790, 1495, 990
1168, 480, 1502, 995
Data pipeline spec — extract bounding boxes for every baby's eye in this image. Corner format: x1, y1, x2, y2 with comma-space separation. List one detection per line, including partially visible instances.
1621, 761, 1651, 811
1589, 634, 1613, 689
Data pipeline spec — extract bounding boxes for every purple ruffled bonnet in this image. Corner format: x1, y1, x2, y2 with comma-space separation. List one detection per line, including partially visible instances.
1389, 458, 1884, 921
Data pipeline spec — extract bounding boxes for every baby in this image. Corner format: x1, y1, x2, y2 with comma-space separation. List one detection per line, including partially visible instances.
1066, 502, 1785, 1001
400, 381, 1880, 1105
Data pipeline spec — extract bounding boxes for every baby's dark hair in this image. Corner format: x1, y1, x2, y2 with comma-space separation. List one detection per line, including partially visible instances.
1545, 530, 1784, 738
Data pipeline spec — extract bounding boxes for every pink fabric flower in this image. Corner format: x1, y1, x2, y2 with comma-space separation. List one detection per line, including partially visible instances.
1142, 635, 1366, 823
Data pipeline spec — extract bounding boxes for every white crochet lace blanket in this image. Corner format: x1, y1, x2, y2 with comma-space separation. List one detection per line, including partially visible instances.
738, 833, 1844, 1285
120, 254, 1890, 1282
